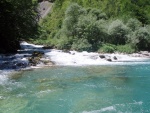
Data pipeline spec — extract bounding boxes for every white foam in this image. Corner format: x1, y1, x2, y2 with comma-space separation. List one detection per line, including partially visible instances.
20, 41, 43, 49
35, 89, 53, 98
0, 70, 11, 85
82, 106, 116, 113
18, 42, 150, 66
129, 101, 143, 105
45, 49, 150, 66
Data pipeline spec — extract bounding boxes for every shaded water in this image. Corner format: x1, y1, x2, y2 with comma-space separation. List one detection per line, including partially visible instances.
0, 64, 150, 113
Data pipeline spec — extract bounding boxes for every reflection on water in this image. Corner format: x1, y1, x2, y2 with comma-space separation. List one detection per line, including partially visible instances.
1, 65, 150, 113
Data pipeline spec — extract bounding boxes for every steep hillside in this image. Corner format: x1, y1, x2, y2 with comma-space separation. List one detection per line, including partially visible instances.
39, 0, 150, 39
35, 0, 150, 53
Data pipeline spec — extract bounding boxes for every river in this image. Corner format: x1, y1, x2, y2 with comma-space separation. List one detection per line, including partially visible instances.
1, 64, 150, 113
0, 42, 150, 113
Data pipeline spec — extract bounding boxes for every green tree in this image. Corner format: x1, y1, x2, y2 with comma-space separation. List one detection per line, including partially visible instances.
108, 19, 129, 45
131, 27, 150, 50
0, 0, 39, 53
75, 14, 107, 50
62, 3, 86, 37
126, 18, 142, 31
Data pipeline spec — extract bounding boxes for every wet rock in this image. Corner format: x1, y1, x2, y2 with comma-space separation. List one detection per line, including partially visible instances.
42, 46, 53, 49
40, 58, 55, 65
63, 49, 71, 54
32, 51, 44, 57
0, 60, 28, 69
139, 51, 150, 56
15, 62, 28, 68
28, 51, 45, 66
0, 61, 10, 69
28, 57, 40, 66
99, 55, 105, 59
23, 55, 31, 57
113, 56, 117, 60
106, 58, 112, 62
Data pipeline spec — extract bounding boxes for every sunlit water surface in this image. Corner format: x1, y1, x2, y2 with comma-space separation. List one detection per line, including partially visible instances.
1, 64, 150, 113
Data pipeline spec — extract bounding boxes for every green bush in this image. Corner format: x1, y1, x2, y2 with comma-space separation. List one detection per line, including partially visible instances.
108, 19, 129, 45
38, 1, 150, 53
54, 36, 72, 50
126, 18, 142, 31
87, 8, 107, 20
146, 25, 150, 33
71, 38, 92, 51
75, 14, 108, 50
62, 3, 86, 37
116, 44, 136, 54
55, 3, 108, 51
98, 44, 116, 53
130, 27, 150, 50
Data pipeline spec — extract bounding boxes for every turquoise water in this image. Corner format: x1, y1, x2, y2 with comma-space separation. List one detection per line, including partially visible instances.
0, 64, 150, 113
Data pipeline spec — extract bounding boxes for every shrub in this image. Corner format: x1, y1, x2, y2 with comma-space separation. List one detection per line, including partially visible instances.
62, 3, 86, 37
76, 14, 108, 48
146, 25, 150, 32
53, 36, 73, 50
116, 44, 136, 54
87, 8, 107, 20
98, 44, 116, 53
130, 27, 150, 50
108, 19, 129, 45
71, 38, 92, 51
126, 18, 142, 31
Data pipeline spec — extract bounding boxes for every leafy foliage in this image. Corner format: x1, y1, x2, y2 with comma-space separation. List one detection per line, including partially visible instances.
130, 27, 150, 50
37, 0, 150, 53
71, 39, 92, 51
108, 19, 129, 45
116, 44, 136, 54
50, 3, 108, 51
0, 0, 39, 53
126, 18, 142, 31
98, 44, 116, 53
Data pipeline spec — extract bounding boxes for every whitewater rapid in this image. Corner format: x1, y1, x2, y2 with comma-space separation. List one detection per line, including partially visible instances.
45, 49, 150, 66
19, 41, 150, 66
1, 42, 150, 84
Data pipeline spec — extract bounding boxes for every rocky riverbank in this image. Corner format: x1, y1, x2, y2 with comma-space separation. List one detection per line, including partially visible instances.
0, 42, 150, 71
0, 42, 54, 70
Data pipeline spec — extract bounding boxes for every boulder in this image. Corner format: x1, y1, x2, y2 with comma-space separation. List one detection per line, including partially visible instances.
28, 57, 41, 66
63, 49, 71, 53
99, 55, 105, 59
106, 58, 112, 62
113, 56, 117, 60
42, 46, 53, 49
32, 51, 44, 57
40, 58, 55, 65
139, 51, 150, 56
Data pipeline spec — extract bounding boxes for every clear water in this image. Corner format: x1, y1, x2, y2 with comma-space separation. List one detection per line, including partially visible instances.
1, 64, 150, 113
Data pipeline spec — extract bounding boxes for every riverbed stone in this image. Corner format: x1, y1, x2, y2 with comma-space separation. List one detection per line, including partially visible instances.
106, 58, 112, 62
113, 56, 117, 60
99, 55, 105, 59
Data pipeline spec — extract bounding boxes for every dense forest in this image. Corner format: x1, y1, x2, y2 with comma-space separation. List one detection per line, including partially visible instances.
0, 0, 39, 53
0, 0, 150, 53
35, 0, 150, 53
